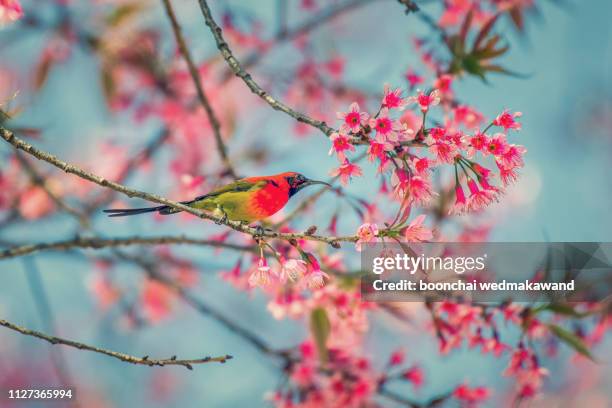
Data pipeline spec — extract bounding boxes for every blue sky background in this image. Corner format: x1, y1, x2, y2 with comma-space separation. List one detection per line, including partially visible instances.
1, 0, 612, 407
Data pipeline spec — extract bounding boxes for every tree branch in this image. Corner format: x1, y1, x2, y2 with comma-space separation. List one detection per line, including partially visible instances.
0, 235, 255, 260
0, 127, 359, 246
0, 318, 232, 369
196, 0, 336, 137
161, 0, 237, 179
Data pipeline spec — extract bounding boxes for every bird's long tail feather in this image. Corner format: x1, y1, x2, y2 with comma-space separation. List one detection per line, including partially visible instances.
103, 205, 181, 217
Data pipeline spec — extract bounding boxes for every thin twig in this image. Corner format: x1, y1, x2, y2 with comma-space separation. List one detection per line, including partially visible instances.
0, 235, 255, 260
1, 127, 360, 246
0, 318, 232, 369
114, 250, 287, 360
161, 0, 237, 179
196, 0, 336, 137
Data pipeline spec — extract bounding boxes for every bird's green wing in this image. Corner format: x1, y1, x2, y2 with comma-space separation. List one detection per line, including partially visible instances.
191, 179, 268, 202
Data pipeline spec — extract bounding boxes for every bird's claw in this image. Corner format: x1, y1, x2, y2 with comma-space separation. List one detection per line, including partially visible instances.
254, 225, 265, 238
215, 211, 228, 225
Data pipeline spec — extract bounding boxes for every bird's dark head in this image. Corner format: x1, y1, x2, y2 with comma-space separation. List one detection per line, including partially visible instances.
284, 172, 331, 197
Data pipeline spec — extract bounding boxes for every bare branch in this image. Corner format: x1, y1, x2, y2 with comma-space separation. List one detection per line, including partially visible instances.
0, 318, 232, 369
161, 0, 237, 179
0, 127, 359, 246
0, 235, 255, 260
196, 0, 336, 137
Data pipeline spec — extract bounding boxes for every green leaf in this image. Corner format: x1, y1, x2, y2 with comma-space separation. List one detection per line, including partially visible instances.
548, 324, 595, 361
533, 303, 591, 318
310, 308, 331, 363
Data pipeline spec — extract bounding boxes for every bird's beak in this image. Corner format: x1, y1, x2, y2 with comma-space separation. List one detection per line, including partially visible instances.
304, 179, 332, 188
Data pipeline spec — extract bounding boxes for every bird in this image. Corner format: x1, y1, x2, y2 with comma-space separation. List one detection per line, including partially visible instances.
103, 172, 331, 223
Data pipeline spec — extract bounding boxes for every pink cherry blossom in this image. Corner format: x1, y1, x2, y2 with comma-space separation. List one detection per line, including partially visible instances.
405, 69, 424, 88
403, 215, 433, 242
408, 175, 436, 205
330, 158, 363, 185
381, 84, 408, 110
355, 223, 379, 251
18, 186, 55, 220
280, 258, 307, 282
249, 257, 272, 287
337, 102, 368, 133
449, 183, 467, 215
409, 89, 441, 112
467, 178, 497, 211
493, 109, 522, 131
328, 130, 355, 160
453, 384, 490, 405
367, 136, 393, 165
304, 268, 329, 289
369, 108, 400, 142
402, 365, 424, 388
388, 349, 405, 366
141, 279, 174, 323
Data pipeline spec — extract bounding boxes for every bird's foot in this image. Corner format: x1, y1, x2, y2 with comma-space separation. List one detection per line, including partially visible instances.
215, 211, 228, 225
254, 225, 265, 239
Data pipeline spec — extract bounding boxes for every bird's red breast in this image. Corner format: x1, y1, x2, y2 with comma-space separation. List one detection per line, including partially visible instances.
245, 173, 294, 219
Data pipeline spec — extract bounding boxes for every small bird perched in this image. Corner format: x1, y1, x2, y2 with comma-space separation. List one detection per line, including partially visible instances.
104, 172, 331, 223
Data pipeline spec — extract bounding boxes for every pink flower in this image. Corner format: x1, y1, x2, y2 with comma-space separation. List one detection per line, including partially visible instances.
412, 156, 433, 175
280, 258, 307, 282
330, 158, 363, 185
409, 89, 441, 112
328, 131, 355, 160
453, 384, 490, 404
467, 178, 496, 211
325, 55, 345, 79
434, 74, 453, 94
401, 365, 424, 388
408, 175, 436, 205
355, 223, 379, 251
381, 84, 408, 110
0, 0, 23, 24
493, 109, 522, 131
430, 141, 457, 164
249, 257, 271, 287
497, 162, 520, 186
454, 105, 484, 130
449, 183, 467, 215
337, 102, 369, 133
497, 144, 526, 169
487, 133, 509, 156
19, 187, 55, 220
403, 215, 433, 242
405, 69, 423, 88
304, 268, 329, 289
141, 279, 174, 323
391, 168, 410, 198
388, 349, 405, 366
369, 108, 400, 142
468, 132, 489, 156
367, 136, 393, 165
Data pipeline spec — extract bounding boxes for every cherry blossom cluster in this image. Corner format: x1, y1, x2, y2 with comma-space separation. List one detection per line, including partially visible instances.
329, 81, 526, 249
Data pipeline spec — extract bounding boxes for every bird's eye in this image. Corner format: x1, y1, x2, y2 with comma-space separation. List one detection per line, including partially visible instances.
297, 174, 305, 182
